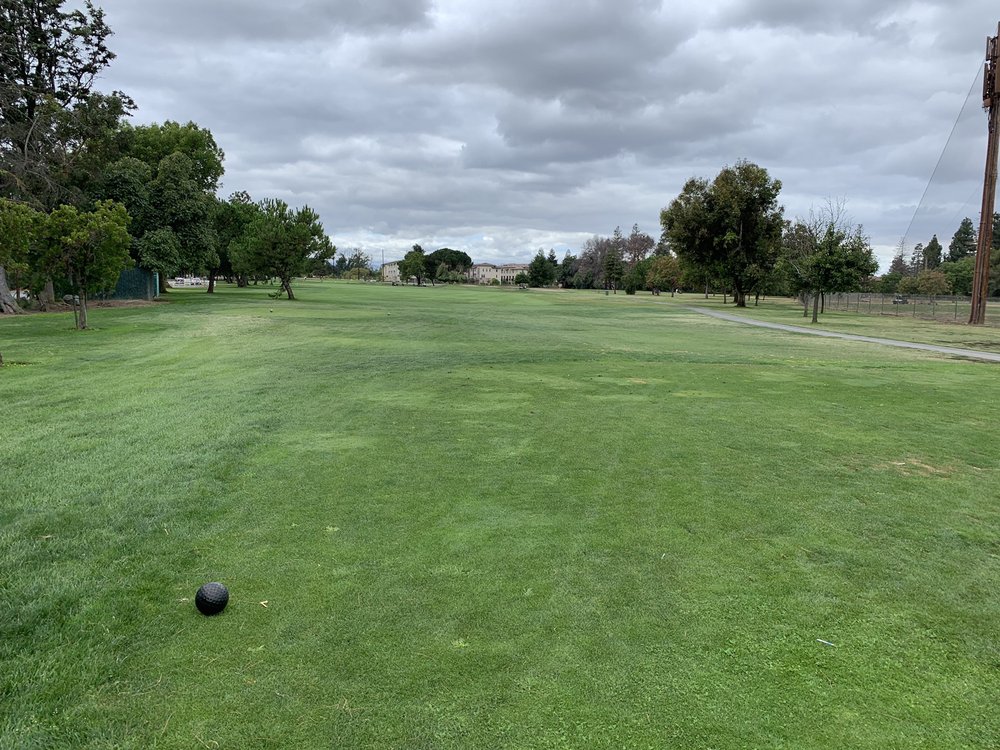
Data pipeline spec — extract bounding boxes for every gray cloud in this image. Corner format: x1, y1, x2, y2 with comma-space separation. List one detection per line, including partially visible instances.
96, 0, 1000, 271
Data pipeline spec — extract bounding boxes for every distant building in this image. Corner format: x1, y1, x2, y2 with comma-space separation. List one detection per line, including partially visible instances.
382, 261, 401, 283
467, 263, 529, 285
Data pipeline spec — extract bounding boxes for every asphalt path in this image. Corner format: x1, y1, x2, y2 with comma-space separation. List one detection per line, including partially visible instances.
687, 306, 1000, 363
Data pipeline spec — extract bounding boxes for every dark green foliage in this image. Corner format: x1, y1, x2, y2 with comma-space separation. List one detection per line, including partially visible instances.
399, 245, 426, 285
661, 161, 784, 306
782, 213, 877, 323
923, 235, 943, 269
119, 120, 224, 193
0, 0, 130, 208
229, 199, 333, 299
527, 249, 555, 287
425, 247, 472, 277
939, 257, 975, 296
557, 251, 578, 287
947, 217, 977, 262
39, 199, 131, 327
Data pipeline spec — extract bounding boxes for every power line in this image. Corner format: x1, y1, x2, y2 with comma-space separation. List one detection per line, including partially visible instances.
902, 64, 984, 246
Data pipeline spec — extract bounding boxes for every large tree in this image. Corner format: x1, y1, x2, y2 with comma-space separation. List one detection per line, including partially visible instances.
230, 199, 332, 300
399, 245, 426, 286
645, 254, 682, 295
624, 223, 654, 266
0, 197, 40, 312
947, 217, 977, 262
0, 0, 130, 310
527, 248, 555, 287
98, 121, 224, 291
662, 161, 784, 307
923, 235, 943, 269
0, 0, 125, 203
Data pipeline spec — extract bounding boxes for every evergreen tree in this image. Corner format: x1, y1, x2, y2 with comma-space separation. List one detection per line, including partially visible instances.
923, 235, 943, 269
948, 217, 977, 262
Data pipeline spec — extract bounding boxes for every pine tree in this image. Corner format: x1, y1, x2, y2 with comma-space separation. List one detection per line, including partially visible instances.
923, 235, 943, 269
948, 218, 977, 262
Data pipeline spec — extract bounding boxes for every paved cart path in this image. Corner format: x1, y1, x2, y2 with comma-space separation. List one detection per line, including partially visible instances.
687, 306, 1000, 363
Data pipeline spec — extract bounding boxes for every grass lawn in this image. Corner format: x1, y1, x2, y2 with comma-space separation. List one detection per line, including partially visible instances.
675, 292, 1000, 351
2, 281, 999, 749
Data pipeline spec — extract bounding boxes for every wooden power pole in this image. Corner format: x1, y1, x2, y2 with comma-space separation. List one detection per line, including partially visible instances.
969, 22, 1000, 324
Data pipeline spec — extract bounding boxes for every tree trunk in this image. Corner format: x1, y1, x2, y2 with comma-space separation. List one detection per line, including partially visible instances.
0, 266, 24, 314
159, 273, 169, 294
812, 291, 820, 324
820, 292, 825, 314
282, 278, 295, 300
704, 280, 709, 299
207, 269, 216, 294
38, 277, 57, 310
77, 288, 89, 330
237, 274, 248, 288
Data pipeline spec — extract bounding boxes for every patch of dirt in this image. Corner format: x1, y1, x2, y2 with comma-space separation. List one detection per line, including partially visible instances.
4, 298, 167, 315
879, 458, 953, 478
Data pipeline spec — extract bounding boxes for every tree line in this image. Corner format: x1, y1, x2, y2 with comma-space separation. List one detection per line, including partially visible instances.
0, 0, 333, 327
879, 215, 1000, 297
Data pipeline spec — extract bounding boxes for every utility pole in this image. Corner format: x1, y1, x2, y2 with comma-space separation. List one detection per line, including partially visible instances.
969, 22, 1000, 324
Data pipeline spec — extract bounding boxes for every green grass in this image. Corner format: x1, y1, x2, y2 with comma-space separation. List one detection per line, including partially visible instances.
2, 281, 999, 748
677, 292, 1000, 351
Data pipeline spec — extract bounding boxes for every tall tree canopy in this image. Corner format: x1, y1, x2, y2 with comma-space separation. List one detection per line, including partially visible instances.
229, 199, 333, 300
781, 203, 877, 323
40, 198, 131, 328
947, 217, 977, 262
0, 0, 130, 208
661, 160, 784, 307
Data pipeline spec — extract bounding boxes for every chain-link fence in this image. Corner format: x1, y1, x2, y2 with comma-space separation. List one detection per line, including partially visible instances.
824, 292, 985, 323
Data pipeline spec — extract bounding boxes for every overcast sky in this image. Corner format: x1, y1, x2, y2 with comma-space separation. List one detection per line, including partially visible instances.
97, 1, 1000, 271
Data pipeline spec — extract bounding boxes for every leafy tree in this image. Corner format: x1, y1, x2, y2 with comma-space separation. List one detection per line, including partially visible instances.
914, 269, 950, 296
345, 248, 371, 280
603, 246, 624, 292
230, 199, 333, 300
988, 213, 1000, 296
527, 249, 555, 287
888, 247, 909, 277
0, 0, 131, 308
119, 121, 224, 192
40, 199, 131, 328
100, 122, 224, 290
211, 191, 258, 289
624, 223, 654, 266
0, 198, 41, 312
923, 235, 943, 269
0, 0, 131, 207
897, 275, 921, 295
623, 257, 652, 295
661, 161, 783, 306
557, 251, 578, 287
575, 235, 614, 288
948, 217, 977, 262
425, 247, 472, 277
399, 245, 426, 285
782, 203, 877, 323
514, 271, 529, 285
645, 254, 682, 294
876, 272, 902, 293
908, 243, 925, 275
546, 249, 558, 275
939, 257, 975, 296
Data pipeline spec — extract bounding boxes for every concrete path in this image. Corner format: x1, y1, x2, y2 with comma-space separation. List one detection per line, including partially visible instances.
686, 306, 1000, 363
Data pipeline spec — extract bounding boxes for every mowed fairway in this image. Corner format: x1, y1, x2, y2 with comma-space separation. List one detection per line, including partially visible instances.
2, 281, 999, 749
